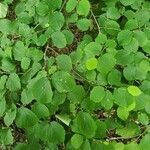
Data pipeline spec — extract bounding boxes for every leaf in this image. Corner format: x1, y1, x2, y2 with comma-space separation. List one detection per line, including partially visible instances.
6, 73, 21, 92
76, 0, 90, 16
52, 71, 76, 93
50, 121, 65, 144
31, 77, 53, 103
127, 85, 142, 96
21, 57, 30, 70
51, 31, 67, 48
56, 54, 72, 72
86, 57, 98, 70
95, 120, 107, 138
76, 18, 91, 31
49, 12, 64, 30
114, 88, 135, 110
0, 128, 13, 145
117, 107, 129, 120
4, 104, 17, 126
90, 86, 105, 103
116, 123, 141, 138
0, 98, 6, 117
97, 53, 116, 75
66, 0, 78, 13
134, 31, 148, 47
107, 69, 121, 86
15, 107, 38, 128
72, 112, 96, 138
36, 2, 49, 16
71, 134, 83, 149
107, 7, 120, 20
138, 113, 149, 125
117, 30, 133, 46
0, 3, 8, 18
140, 134, 150, 150
62, 30, 74, 45
31, 103, 50, 119
56, 114, 71, 126
84, 42, 102, 57
120, 0, 135, 6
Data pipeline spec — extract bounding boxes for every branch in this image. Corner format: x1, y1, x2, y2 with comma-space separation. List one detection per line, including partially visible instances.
90, 10, 101, 34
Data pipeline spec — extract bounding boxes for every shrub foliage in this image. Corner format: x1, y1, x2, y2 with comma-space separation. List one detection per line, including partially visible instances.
0, 0, 150, 149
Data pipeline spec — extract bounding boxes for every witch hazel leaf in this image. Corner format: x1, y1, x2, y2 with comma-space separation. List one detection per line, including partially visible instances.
127, 86, 142, 97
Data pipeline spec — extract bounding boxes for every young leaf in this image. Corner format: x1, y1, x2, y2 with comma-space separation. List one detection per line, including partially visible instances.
86, 57, 98, 70
127, 86, 142, 96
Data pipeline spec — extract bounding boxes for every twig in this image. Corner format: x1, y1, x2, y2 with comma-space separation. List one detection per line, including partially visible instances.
59, 0, 67, 12
90, 10, 101, 34
43, 44, 49, 69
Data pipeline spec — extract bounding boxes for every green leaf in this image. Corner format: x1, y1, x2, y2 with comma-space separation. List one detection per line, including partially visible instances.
0, 75, 7, 91
62, 30, 74, 45
52, 71, 76, 93
36, 2, 49, 16
127, 85, 142, 96
76, 18, 91, 31
107, 69, 121, 86
95, 120, 107, 138
56, 114, 71, 126
51, 31, 67, 48
31, 77, 53, 103
104, 20, 120, 35
66, 0, 78, 13
143, 40, 150, 54
134, 31, 148, 47
67, 85, 85, 103
114, 88, 135, 110
107, 7, 120, 20
31, 103, 50, 119
84, 42, 102, 57
117, 107, 129, 120
72, 112, 96, 138
71, 134, 83, 149
140, 134, 150, 150
116, 123, 141, 138
4, 104, 16, 126
21, 89, 34, 105
97, 53, 116, 75
76, 0, 90, 16
124, 142, 140, 150
0, 98, 6, 117
50, 121, 65, 144
21, 57, 30, 70
138, 113, 149, 125
6, 73, 21, 92
0, 3, 8, 18
15, 107, 38, 128
56, 54, 72, 72
90, 86, 105, 103
0, 128, 13, 145
86, 57, 98, 70
49, 12, 64, 30
120, 0, 135, 6
117, 30, 133, 46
